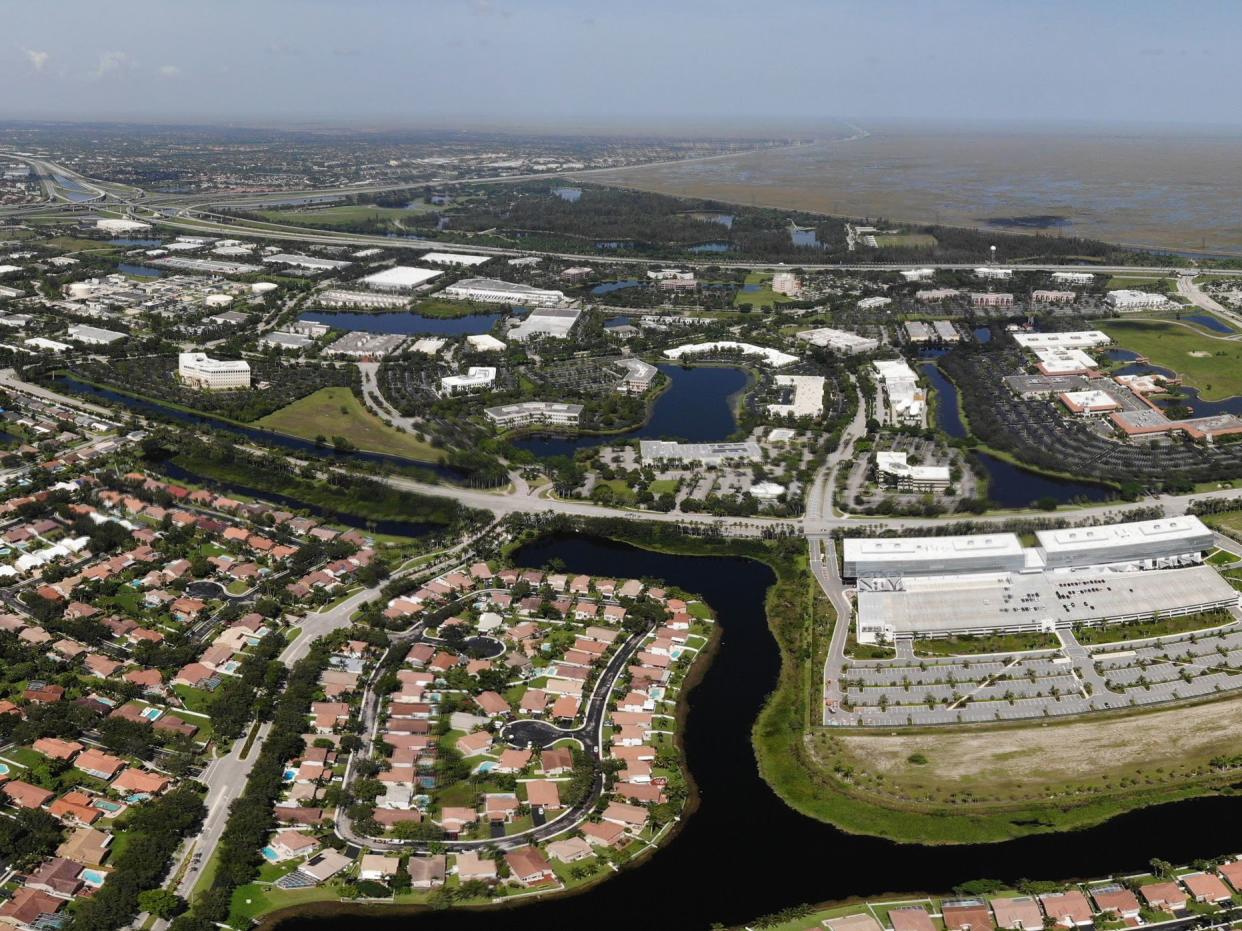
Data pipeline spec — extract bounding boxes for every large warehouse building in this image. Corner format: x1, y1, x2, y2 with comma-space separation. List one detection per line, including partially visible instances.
443, 278, 565, 307
844, 516, 1231, 643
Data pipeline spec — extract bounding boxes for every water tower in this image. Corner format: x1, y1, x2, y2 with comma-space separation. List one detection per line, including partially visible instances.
989, 244, 997, 264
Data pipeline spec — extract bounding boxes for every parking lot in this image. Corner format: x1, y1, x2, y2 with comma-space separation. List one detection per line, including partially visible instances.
839, 619, 1242, 726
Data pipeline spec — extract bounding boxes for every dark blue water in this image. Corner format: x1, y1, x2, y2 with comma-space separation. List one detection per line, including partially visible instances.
117, 264, 165, 278
1159, 387, 1242, 418
595, 241, 635, 250
591, 280, 642, 296
157, 461, 438, 539
973, 326, 992, 343
51, 376, 466, 482
275, 532, 1242, 931
974, 451, 1114, 507
921, 363, 966, 439
604, 316, 632, 328
511, 364, 747, 458
925, 364, 1111, 504
1184, 314, 1234, 334
687, 242, 732, 253
299, 311, 501, 337
552, 187, 581, 203
790, 225, 819, 247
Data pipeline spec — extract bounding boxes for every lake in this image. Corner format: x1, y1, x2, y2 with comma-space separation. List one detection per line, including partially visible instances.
687, 241, 732, 253
299, 310, 502, 337
511, 364, 748, 458
923, 362, 1114, 505
117, 263, 165, 278
552, 187, 581, 203
590, 280, 642, 296
272, 533, 1242, 931
790, 224, 820, 247
1184, 314, 1234, 334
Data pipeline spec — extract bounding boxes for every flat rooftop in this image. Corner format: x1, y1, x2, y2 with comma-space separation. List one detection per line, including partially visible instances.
845, 533, 1024, 565
859, 564, 1236, 635
1037, 515, 1211, 555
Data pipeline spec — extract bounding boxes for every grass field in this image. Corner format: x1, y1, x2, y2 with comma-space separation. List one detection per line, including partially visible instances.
873, 233, 938, 249
1204, 510, 1242, 543
256, 387, 443, 462
734, 271, 795, 309
257, 204, 426, 228
1096, 318, 1242, 400
1073, 611, 1232, 645
1106, 274, 1171, 290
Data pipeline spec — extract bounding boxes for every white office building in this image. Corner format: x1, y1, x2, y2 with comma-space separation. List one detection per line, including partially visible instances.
771, 272, 802, 297
901, 268, 935, 282
444, 278, 565, 307
419, 252, 491, 267
466, 334, 507, 352
858, 296, 892, 310
844, 533, 1026, 579
178, 352, 251, 389
1036, 516, 1213, 570
767, 375, 826, 418
1013, 331, 1112, 350
875, 451, 951, 492
440, 366, 497, 395
796, 327, 879, 355
484, 401, 583, 429
663, 341, 798, 368
1106, 289, 1171, 310
873, 359, 925, 425
975, 267, 1013, 279
1052, 271, 1095, 285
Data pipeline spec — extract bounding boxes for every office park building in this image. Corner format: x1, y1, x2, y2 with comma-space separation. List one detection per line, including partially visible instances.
843, 516, 1235, 643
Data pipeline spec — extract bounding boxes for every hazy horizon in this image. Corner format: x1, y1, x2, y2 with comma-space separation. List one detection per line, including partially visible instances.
4, 0, 1242, 131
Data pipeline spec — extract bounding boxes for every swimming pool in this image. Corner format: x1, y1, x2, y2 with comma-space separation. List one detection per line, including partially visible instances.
221, 660, 241, 674
261, 846, 280, 863
81, 869, 106, 886
282, 768, 297, 782
474, 761, 498, 774
0, 763, 9, 777
125, 793, 151, 804
669, 647, 686, 660
648, 687, 666, 701
140, 707, 162, 721
92, 799, 123, 813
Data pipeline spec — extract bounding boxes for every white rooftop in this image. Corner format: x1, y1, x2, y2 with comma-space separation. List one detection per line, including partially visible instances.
1036, 516, 1211, 556
360, 266, 442, 289
1013, 330, 1111, 350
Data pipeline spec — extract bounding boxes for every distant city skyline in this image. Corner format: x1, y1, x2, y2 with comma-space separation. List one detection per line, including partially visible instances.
3, 0, 1242, 132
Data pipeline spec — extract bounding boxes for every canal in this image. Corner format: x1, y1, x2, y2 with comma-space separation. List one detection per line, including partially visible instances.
51, 375, 468, 483
156, 460, 441, 539
510, 364, 749, 458
274, 533, 1242, 931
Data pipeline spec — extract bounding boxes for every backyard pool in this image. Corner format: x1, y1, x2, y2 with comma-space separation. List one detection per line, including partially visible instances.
283, 768, 298, 782
474, 761, 498, 775
125, 793, 151, 804
262, 846, 281, 863
81, 869, 107, 887
92, 799, 123, 813
140, 707, 162, 721
0, 763, 9, 777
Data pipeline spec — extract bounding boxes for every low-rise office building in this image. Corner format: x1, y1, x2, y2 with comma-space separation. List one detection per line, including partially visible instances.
178, 352, 251, 389
359, 266, 443, 292
796, 327, 879, 354
875, 450, 951, 492
65, 324, 126, 346
440, 366, 497, 395
484, 401, 583, 429
1106, 289, 1171, 310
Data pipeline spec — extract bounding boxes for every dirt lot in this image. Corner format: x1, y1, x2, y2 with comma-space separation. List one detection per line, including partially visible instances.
835, 693, 1242, 789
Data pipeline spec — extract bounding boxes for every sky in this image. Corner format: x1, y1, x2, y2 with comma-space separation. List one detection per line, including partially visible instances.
3, 0, 1241, 133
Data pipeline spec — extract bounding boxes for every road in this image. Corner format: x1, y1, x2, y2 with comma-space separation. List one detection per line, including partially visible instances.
168, 583, 392, 907
333, 603, 656, 853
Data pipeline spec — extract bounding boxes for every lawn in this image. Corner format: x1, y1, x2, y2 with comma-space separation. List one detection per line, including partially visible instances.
256, 387, 443, 462
1105, 274, 1170, 290
733, 271, 794, 309
648, 478, 679, 495
873, 233, 938, 249
1096, 318, 1242, 400
1205, 511, 1242, 544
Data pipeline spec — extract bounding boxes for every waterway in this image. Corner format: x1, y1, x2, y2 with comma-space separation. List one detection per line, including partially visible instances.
922, 362, 1114, 506
1109, 351, 1242, 418
156, 460, 439, 539
552, 187, 581, 203
510, 364, 747, 458
686, 241, 732, 253
299, 310, 503, 337
1184, 314, 1234, 334
273, 533, 1242, 931
590, 280, 642, 297
50, 375, 466, 483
